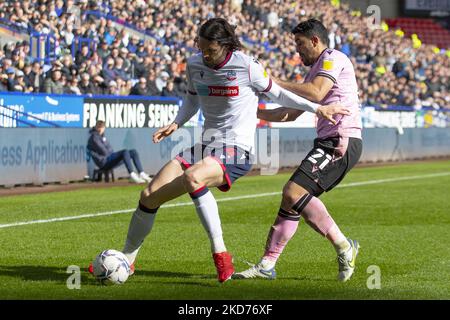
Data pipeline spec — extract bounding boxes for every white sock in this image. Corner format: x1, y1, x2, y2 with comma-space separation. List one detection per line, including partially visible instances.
260, 258, 276, 270
191, 190, 227, 253
122, 206, 157, 264
327, 224, 350, 255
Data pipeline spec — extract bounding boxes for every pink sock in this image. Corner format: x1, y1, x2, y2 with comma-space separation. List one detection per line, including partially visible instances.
301, 196, 337, 237
263, 211, 300, 262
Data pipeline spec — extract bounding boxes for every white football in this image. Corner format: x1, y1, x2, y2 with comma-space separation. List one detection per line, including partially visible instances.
92, 249, 131, 285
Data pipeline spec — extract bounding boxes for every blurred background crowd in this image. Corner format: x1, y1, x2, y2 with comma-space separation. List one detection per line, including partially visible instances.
0, 0, 449, 109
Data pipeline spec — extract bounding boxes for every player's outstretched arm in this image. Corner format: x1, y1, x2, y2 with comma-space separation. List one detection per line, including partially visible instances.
257, 107, 304, 122
264, 81, 320, 113
265, 82, 350, 124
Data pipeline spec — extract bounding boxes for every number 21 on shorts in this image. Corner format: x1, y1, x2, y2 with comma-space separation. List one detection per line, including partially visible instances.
307, 148, 332, 170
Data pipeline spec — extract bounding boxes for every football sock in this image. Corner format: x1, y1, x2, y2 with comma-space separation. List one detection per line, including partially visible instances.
262, 208, 300, 264
190, 187, 227, 254
299, 195, 350, 254
328, 224, 351, 255
122, 202, 158, 264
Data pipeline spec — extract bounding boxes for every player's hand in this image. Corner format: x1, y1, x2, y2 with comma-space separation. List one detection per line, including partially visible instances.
316, 104, 351, 125
153, 122, 179, 143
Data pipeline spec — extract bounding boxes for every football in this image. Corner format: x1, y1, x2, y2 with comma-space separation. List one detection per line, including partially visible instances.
92, 249, 131, 285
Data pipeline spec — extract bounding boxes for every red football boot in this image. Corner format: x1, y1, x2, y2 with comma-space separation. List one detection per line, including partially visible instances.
213, 252, 234, 282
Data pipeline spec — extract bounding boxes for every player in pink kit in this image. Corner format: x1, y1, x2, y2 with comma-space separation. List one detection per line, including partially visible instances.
235, 19, 362, 282
88, 18, 351, 283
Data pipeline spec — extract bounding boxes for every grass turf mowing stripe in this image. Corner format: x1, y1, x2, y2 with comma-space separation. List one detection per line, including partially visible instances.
0, 171, 449, 229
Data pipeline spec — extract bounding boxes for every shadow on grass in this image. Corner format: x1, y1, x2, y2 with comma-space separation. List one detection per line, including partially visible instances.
0, 265, 92, 283
130, 270, 218, 287
0, 264, 332, 284
0, 265, 218, 290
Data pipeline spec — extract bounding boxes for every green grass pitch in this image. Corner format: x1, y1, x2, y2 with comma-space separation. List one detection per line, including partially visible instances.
0, 160, 449, 300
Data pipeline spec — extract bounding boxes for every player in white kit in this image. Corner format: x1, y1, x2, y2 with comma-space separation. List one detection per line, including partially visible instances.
235, 19, 363, 282
99, 18, 351, 283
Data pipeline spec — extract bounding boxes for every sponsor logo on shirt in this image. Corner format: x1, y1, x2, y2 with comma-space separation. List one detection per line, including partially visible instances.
209, 86, 239, 96
322, 58, 334, 71
196, 85, 239, 96
195, 84, 239, 97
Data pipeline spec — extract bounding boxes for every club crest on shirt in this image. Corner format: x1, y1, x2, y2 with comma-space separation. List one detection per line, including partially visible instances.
226, 70, 237, 81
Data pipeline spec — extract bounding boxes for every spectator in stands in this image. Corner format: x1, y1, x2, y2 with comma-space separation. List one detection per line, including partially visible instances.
14, 69, 28, 92
135, 40, 147, 58
87, 120, 152, 184
146, 71, 161, 96
0, 61, 8, 90
161, 80, 182, 98
127, 34, 140, 54
75, 44, 91, 66
155, 71, 169, 93
10, 49, 24, 69
102, 57, 117, 82
119, 47, 132, 73
66, 75, 81, 95
107, 80, 119, 95
113, 57, 129, 81
30, 61, 44, 93
5, 67, 17, 91
129, 77, 149, 96
79, 73, 96, 95
61, 54, 76, 78
97, 39, 110, 60
134, 55, 151, 79
43, 68, 64, 94
104, 27, 117, 45
55, 0, 64, 17
117, 77, 132, 95
0, 75, 7, 92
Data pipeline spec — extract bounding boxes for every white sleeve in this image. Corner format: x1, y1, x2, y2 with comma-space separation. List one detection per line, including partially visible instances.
249, 57, 319, 113
174, 94, 200, 127
174, 66, 200, 126
265, 81, 319, 113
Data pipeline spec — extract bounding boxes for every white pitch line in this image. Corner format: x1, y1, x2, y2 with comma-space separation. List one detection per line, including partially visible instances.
0, 171, 449, 229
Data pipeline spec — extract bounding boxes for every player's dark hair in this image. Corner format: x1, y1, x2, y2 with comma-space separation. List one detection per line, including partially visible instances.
291, 19, 329, 46
198, 18, 242, 51
96, 120, 105, 128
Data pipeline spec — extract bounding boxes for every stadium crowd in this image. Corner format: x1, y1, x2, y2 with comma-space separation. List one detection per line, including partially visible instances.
0, 0, 449, 109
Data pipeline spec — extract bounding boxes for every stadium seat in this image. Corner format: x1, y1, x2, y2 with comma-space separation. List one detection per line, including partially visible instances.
386, 17, 450, 48
92, 168, 115, 183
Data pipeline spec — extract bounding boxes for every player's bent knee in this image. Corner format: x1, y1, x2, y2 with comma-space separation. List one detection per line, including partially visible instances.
282, 183, 310, 208
182, 168, 202, 189
282, 189, 301, 209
